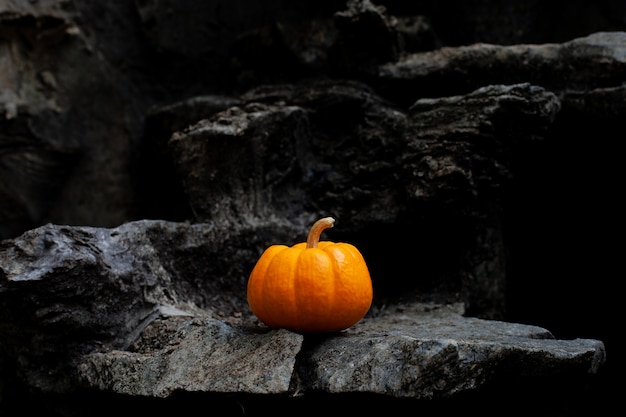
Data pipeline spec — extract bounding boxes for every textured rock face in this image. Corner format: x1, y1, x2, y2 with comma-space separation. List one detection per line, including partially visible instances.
0, 221, 605, 403
0, 0, 622, 415
169, 82, 561, 225
0, 0, 142, 237
80, 322, 304, 397
1, 2, 624, 241
162, 80, 561, 320
79, 306, 604, 399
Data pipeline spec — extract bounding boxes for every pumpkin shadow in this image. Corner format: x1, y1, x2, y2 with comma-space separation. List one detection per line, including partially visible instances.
298, 329, 350, 350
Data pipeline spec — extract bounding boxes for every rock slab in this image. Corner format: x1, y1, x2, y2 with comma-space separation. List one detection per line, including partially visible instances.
0, 220, 605, 400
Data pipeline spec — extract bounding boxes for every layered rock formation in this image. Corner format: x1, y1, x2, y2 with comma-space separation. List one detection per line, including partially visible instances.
0, 0, 621, 415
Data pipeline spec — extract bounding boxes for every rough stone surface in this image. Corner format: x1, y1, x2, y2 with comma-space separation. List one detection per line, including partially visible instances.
375, 31, 626, 103
0, 220, 606, 403
80, 321, 303, 397
165, 80, 560, 319
298, 303, 605, 398
0, 1, 622, 415
76, 302, 605, 400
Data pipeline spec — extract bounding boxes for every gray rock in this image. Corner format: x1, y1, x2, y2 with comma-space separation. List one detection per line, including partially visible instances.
79, 320, 303, 397
166, 80, 559, 320
77, 303, 605, 399
376, 31, 626, 103
0, 2, 619, 413
0, 220, 605, 401
299, 303, 605, 398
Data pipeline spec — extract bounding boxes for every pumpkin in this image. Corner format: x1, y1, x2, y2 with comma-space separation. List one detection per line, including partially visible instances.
247, 217, 373, 333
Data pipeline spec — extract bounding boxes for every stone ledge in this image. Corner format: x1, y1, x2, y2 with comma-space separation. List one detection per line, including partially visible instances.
77, 302, 605, 400
0, 220, 606, 402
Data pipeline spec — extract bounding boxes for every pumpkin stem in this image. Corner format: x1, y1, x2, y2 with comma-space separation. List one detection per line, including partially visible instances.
306, 217, 335, 248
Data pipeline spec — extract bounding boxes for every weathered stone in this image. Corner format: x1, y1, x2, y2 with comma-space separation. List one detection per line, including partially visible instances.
0, 219, 302, 393
0, 0, 142, 238
298, 303, 605, 398
79, 321, 303, 397
168, 103, 315, 229
0, 221, 606, 402
77, 304, 606, 399
0, 1, 622, 414
166, 79, 560, 230
1, 3, 625, 244
166, 80, 559, 319
376, 31, 626, 104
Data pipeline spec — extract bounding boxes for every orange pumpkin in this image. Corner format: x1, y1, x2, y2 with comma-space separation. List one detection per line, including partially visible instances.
247, 217, 373, 333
